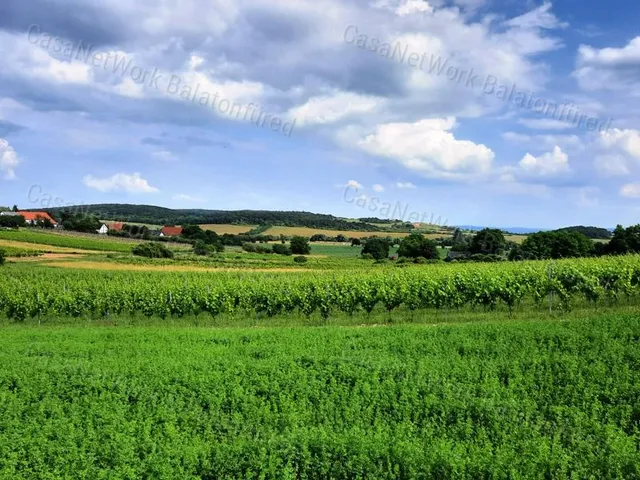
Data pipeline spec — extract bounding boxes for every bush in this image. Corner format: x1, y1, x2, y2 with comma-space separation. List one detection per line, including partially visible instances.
398, 233, 439, 259
0, 249, 5, 266
291, 236, 311, 255
272, 243, 292, 256
293, 255, 308, 264
132, 242, 174, 259
362, 238, 389, 260
361, 253, 375, 260
413, 256, 428, 264
193, 240, 213, 256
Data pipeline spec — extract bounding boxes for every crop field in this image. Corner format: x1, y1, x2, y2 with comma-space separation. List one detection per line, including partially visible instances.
199, 224, 256, 234
262, 226, 412, 239
2, 255, 640, 322
0, 230, 135, 253
0, 313, 638, 479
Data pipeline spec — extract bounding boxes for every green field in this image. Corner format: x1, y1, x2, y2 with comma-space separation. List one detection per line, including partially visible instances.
0, 313, 638, 479
0, 230, 136, 253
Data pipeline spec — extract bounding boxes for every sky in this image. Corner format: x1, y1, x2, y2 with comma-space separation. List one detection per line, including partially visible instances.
0, 0, 639, 229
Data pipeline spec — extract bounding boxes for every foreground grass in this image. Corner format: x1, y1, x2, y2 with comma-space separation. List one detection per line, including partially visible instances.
1, 313, 639, 479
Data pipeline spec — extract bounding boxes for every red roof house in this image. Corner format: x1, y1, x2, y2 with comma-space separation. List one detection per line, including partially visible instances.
107, 222, 125, 232
17, 211, 58, 226
160, 225, 183, 237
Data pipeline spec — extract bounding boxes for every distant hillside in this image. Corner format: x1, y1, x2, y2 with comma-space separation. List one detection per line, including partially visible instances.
554, 226, 612, 239
38, 204, 386, 232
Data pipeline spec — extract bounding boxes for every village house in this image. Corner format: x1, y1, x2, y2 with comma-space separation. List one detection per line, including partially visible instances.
160, 225, 183, 237
16, 211, 58, 227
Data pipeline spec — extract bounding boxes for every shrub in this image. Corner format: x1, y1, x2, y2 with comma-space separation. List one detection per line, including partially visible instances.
193, 240, 212, 256
272, 243, 292, 256
362, 238, 389, 260
293, 255, 308, 264
0, 249, 5, 266
291, 236, 311, 255
398, 233, 439, 259
132, 242, 174, 259
361, 253, 375, 260
413, 256, 428, 264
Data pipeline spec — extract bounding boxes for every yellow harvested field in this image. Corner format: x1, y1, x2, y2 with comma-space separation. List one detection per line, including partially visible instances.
199, 224, 256, 234
40, 261, 321, 273
263, 227, 411, 239
9, 253, 86, 262
0, 239, 103, 254
505, 235, 528, 244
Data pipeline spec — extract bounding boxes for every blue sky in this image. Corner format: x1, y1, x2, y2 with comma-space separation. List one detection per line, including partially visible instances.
0, 0, 639, 229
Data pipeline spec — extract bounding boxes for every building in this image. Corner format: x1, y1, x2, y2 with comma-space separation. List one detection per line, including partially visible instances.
16, 211, 58, 227
0, 211, 20, 216
160, 225, 183, 237
106, 222, 125, 232
97, 224, 109, 235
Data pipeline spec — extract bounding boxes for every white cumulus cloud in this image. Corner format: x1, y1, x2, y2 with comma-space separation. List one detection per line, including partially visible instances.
83, 173, 159, 193
0, 138, 21, 179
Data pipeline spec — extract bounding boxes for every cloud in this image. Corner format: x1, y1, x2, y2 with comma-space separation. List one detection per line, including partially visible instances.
517, 118, 575, 130
288, 91, 383, 127
396, 181, 416, 189
353, 117, 494, 179
503, 131, 583, 150
372, 184, 385, 192
620, 183, 640, 199
83, 172, 159, 193
574, 36, 640, 93
518, 146, 570, 176
173, 193, 205, 202
152, 150, 178, 162
594, 154, 630, 177
0, 138, 21, 179
345, 179, 364, 190
599, 128, 640, 159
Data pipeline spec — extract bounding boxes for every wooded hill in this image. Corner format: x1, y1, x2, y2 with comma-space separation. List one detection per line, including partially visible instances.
38, 204, 386, 232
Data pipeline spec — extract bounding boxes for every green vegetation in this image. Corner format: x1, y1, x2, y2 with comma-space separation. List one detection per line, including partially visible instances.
0, 215, 26, 228
131, 242, 174, 259
555, 225, 612, 239
2, 255, 640, 321
293, 255, 308, 264
0, 313, 639, 478
43, 204, 387, 232
362, 237, 390, 260
510, 230, 595, 260
0, 230, 134, 253
0, 249, 4, 266
290, 236, 311, 255
398, 233, 439, 259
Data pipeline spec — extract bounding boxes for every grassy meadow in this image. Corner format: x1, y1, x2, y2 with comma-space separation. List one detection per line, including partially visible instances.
1, 313, 638, 479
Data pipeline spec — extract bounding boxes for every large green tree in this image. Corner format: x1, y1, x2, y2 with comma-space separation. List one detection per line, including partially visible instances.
290, 236, 311, 255
398, 233, 439, 259
470, 228, 506, 255
362, 238, 389, 260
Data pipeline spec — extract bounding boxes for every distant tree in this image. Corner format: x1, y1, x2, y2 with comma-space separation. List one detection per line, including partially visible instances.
470, 228, 506, 255
351, 238, 362, 246
397, 233, 439, 259
0, 249, 5, 266
193, 240, 211, 256
291, 236, 311, 255
515, 231, 594, 260
336, 234, 348, 243
0, 215, 26, 228
272, 243, 292, 256
606, 224, 640, 255
61, 213, 101, 233
362, 238, 389, 260
132, 242, 174, 259
12, 205, 18, 212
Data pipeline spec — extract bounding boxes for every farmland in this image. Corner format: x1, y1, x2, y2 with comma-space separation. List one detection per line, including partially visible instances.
262, 226, 412, 239
199, 224, 256, 234
1, 313, 639, 478
0, 227, 639, 479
